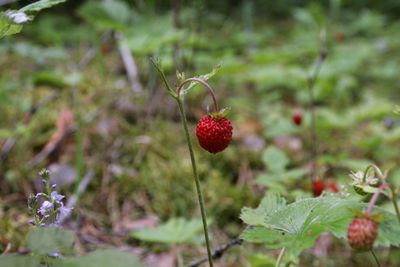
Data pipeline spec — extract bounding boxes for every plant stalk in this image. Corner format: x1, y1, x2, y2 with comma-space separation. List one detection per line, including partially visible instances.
275, 247, 286, 267
370, 249, 381, 267
389, 185, 400, 223
307, 50, 326, 181
367, 184, 387, 215
177, 99, 214, 267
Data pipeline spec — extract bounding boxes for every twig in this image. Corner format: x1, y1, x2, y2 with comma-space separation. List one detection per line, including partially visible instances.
186, 238, 243, 267
116, 32, 142, 93
275, 247, 286, 267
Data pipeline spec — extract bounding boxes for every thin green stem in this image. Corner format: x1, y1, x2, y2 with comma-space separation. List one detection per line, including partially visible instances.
177, 100, 214, 267
307, 50, 326, 181
389, 186, 400, 223
370, 249, 381, 267
275, 247, 286, 267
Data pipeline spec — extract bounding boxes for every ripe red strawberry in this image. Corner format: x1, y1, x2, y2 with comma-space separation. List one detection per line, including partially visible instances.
347, 216, 378, 251
292, 111, 302, 126
196, 114, 233, 154
312, 179, 325, 197
327, 181, 339, 192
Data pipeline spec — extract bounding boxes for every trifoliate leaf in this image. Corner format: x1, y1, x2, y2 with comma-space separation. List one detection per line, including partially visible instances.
241, 194, 400, 256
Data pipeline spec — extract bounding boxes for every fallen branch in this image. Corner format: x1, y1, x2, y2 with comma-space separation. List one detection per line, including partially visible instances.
186, 238, 243, 267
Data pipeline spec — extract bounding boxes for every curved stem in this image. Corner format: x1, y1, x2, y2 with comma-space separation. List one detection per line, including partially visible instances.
367, 184, 388, 215
177, 78, 219, 112
275, 247, 286, 267
177, 99, 214, 267
362, 165, 374, 184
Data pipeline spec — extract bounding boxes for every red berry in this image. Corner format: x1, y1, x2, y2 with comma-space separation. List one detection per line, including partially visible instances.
327, 181, 339, 192
292, 111, 302, 126
313, 179, 325, 197
347, 216, 378, 251
195, 115, 233, 154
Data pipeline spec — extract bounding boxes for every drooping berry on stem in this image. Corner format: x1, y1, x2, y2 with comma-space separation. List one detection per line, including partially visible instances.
196, 114, 233, 154
347, 215, 378, 251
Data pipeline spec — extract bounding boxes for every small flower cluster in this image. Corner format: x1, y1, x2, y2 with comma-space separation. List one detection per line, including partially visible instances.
28, 169, 72, 227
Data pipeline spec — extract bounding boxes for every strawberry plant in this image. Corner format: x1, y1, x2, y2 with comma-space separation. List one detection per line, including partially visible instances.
151, 58, 232, 266
241, 164, 400, 266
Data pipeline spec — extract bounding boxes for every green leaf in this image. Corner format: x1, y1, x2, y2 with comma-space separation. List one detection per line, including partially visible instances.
240, 194, 400, 256
240, 193, 286, 226
247, 253, 275, 267
0, 0, 66, 38
27, 227, 75, 255
78, 0, 130, 32
256, 168, 306, 186
0, 13, 23, 37
131, 217, 207, 245
0, 255, 40, 267
20, 0, 67, 12
58, 249, 146, 267
261, 145, 289, 173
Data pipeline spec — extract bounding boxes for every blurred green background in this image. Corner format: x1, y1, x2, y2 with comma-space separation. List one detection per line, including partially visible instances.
1, 0, 400, 266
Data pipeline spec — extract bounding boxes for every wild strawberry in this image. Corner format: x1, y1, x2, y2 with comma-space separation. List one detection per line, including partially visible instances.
313, 179, 339, 196
292, 111, 302, 126
195, 114, 233, 154
327, 181, 339, 192
347, 215, 378, 251
312, 179, 325, 197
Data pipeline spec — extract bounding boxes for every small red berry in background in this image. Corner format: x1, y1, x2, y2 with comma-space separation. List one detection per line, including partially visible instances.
347, 215, 378, 251
196, 114, 233, 154
313, 179, 339, 196
312, 179, 325, 197
327, 181, 339, 192
292, 111, 302, 126
101, 44, 112, 55
334, 31, 345, 43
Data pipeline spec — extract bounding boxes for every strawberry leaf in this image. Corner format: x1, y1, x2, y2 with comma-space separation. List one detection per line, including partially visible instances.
240, 194, 400, 256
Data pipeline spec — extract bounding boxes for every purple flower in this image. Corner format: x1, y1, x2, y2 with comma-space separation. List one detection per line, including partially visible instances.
39, 201, 53, 215
51, 191, 64, 202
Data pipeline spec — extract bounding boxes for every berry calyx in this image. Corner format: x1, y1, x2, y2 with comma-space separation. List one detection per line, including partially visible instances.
347, 215, 378, 251
195, 113, 233, 154
292, 111, 302, 126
